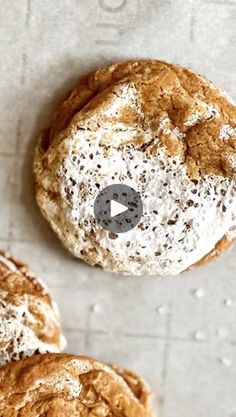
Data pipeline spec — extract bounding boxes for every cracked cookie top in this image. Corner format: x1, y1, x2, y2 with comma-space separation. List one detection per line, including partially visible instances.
0, 353, 154, 417
0, 252, 64, 366
34, 60, 236, 276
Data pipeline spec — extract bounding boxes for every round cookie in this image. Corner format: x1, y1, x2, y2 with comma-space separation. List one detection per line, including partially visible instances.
34, 60, 236, 276
0, 353, 154, 417
0, 252, 64, 367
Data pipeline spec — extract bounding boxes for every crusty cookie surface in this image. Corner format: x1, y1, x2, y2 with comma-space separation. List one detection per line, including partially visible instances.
0, 252, 63, 367
0, 353, 154, 417
34, 60, 236, 275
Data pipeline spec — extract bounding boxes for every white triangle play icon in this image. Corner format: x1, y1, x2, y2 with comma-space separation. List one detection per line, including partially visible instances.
110, 200, 128, 218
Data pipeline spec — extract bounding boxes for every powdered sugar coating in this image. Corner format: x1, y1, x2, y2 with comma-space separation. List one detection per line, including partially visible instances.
219, 124, 236, 140
0, 253, 63, 366
0, 297, 60, 367
50, 375, 82, 398
35, 61, 236, 275
37, 123, 236, 276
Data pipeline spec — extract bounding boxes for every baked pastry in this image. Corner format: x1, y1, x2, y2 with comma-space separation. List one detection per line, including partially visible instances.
0, 353, 154, 416
34, 60, 236, 276
0, 252, 64, 367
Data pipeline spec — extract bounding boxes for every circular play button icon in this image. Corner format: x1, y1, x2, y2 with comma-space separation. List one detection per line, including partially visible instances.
94, 184, 143, 233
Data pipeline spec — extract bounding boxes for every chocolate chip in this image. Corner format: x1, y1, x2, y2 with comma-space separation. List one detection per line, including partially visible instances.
108, 232, 118, 240
187, 199, 194, 207
167, 219, 177, 225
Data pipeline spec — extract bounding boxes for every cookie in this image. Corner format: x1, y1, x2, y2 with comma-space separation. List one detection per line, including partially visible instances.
0, 353, 154, 417
0, 252, 64, 366
34, 60, 236, 276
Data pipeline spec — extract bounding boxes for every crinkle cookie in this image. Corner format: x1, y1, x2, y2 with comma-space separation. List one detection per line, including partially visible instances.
0, 252, 64, 366
34, 60, 236, 276
0, 353, 154, 417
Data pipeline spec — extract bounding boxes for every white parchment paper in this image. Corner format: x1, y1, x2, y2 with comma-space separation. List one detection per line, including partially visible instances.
0, 1, 236, 416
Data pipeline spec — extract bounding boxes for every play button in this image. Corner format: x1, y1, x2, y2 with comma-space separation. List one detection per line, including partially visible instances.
110, 200, 128, 218
94, 184, 143, 233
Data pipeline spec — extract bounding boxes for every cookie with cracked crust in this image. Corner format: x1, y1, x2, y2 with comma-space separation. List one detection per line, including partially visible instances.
34, 60, 236, 276
0, 252, 65, 367
0, 353, 154, 417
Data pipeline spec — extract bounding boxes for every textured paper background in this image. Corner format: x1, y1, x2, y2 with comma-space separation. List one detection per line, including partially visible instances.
0, 1, 236, 416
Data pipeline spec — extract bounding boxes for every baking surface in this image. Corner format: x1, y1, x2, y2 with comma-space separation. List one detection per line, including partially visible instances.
0, 0, 236, 416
